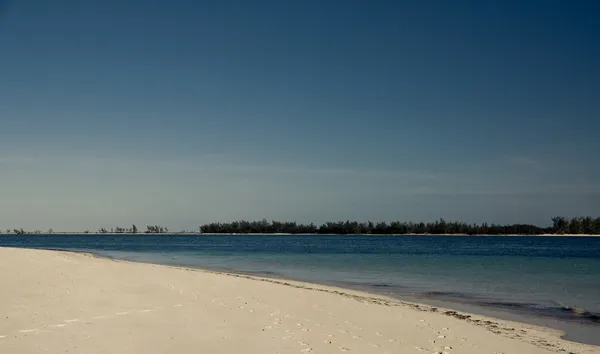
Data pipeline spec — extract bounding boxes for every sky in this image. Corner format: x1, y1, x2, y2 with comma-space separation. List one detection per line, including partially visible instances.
0, 0, 599, 231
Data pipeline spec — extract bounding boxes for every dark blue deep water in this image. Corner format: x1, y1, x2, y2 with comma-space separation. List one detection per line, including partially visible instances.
1, 234, 599, 344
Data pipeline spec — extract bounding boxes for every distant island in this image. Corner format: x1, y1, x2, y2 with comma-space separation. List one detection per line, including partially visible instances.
3, 216, 600, 235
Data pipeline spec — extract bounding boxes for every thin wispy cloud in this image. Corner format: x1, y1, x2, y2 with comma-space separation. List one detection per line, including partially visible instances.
0, 156, 36, 165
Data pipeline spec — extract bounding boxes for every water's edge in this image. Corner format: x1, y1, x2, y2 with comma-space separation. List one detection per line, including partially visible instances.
39, 246, 599, 347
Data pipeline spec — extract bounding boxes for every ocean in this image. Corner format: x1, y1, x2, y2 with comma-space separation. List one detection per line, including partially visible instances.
1, 234, 599, 345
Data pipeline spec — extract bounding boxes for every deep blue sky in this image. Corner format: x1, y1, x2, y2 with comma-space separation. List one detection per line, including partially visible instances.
1, 1, 598, 230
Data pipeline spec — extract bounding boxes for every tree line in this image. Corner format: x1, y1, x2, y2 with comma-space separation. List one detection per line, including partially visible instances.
2, 217, 600, 235
198, 216, 600, 235
98, 225, 169, 233
2, 225, 169, 234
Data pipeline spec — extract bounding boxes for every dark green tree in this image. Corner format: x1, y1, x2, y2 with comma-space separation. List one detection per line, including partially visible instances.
569, 217, 583, 234
552, 217, 569, 234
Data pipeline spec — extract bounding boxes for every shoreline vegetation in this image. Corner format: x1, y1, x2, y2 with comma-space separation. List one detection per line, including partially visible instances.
3, 216, 600, 236
4, 233, 598, 237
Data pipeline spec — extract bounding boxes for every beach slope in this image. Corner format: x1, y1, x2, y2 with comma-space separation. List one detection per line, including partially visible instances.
0, 247, 597, 354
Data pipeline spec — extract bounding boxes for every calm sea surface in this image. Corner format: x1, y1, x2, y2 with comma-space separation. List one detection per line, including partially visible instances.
1, 234, 599, 345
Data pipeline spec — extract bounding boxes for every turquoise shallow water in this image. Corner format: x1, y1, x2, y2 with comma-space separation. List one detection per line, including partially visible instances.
1, 234, 599, 344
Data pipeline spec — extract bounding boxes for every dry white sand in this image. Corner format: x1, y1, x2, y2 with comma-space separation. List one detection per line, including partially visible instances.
0, 247, 598, 354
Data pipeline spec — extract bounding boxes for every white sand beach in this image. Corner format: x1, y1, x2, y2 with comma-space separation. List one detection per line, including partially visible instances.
0, 247, 598, 354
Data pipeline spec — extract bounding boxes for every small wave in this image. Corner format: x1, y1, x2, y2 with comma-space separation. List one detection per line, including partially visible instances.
475, 301, 600, 324
417, 293, 600, 325
557, 304, 600, 323
479, 301, 540, 309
